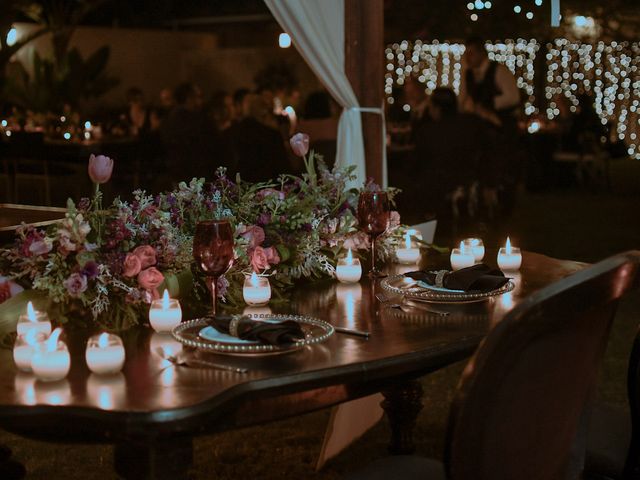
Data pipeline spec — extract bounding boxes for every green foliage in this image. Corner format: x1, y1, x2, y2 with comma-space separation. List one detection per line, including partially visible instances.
5, 46, 119, 112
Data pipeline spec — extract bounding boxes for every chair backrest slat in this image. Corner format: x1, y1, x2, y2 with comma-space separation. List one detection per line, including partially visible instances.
445, 251, 640, 480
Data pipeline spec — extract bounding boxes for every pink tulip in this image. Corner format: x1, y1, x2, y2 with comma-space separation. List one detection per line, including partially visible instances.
289, 133, 310, 157
88, 154, 114, 184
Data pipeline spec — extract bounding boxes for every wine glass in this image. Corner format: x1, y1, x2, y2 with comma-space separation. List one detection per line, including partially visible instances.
193, 220, 234, 317
357, 191, 390, 277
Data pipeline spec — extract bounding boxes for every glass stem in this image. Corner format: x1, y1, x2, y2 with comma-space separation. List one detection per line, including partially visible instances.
370, 235, 377, 274
210, 276, 217, 317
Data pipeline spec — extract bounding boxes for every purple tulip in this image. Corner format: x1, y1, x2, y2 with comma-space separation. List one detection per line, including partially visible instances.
289, 133, 310, 157
88, 154, 114, 184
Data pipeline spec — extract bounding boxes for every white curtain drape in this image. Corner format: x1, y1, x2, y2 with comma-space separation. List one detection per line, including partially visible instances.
264, 0, 387, 187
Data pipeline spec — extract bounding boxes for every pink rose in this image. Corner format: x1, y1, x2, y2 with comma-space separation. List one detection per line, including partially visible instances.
137, 267, 164, 296
88, 154, 114, 184
389, 211, 401, 229
63, 273, 88, 297
289, 133, 310, 157
250, 246, 270, 272
133, 245, 157, 269
240, 226, 265, 249
343, 231, 370, 251
28, 239, 52, 256
256, 188, 285, 201
264, 246, 281, 266
123, 253, 142, 277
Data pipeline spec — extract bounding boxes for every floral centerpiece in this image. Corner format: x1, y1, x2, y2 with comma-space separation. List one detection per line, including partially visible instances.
0, 134, 427, 335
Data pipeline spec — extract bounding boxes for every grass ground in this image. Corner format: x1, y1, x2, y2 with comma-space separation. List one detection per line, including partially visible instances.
1, 159, 639, 479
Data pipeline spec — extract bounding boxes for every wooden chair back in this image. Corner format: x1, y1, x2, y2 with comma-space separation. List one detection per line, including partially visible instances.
445, 251, 640, 480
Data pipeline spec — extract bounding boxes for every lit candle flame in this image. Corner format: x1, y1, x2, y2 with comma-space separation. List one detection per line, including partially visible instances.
98, 332, 109, 349
506, 236, 512, 255
404, 231, 411, 249
27, 302, 36, 323
346, 248, 353, 265
162, 289, 170, 310
46, 328, 63, 352
250, 272, 259, 287
24, 328, 39, 346
459, 240, 466, 253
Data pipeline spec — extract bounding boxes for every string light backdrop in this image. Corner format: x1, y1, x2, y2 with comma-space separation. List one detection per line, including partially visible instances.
385, 39, 640, 159
545, 40, 640, 159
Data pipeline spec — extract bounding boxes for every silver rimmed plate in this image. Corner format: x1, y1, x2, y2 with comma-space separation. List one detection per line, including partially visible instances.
380, 274, 515, 304
171, 314, 334, 356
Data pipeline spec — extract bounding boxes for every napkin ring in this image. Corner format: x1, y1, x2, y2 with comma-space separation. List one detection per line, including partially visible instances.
228, 315, 242, 338
433, 270, 448, 288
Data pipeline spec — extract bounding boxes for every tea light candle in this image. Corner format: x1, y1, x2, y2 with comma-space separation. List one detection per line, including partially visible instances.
450, 241, 475, 271
405, 228, 423, 241
149, 289, 182, 332
497, 237, 522, 271
396, 231, 421, 265
31, 328, 70, 382
243, 272, 271, 306
335, 249, 362, 283
17, 302, 51, 337
13, 330, 45, 372
85, 333, 125, 375
463, 238, 485, 262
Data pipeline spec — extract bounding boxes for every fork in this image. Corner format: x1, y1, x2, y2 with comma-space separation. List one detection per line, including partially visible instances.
155, 348, 249, 374
375, 292, 450, 316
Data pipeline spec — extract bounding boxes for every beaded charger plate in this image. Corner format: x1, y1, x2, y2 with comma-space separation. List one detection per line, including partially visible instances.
172, 315, 334, 356
381, 274, 515, 304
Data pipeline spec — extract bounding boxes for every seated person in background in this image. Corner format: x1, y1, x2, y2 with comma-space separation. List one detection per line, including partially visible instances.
413, 87, 497, 220
160, 83, 222, 185
223, 94, 290, 182
296, 91, 338, 167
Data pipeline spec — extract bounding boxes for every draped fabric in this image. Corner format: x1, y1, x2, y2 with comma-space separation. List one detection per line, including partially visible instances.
264, 0, 387, 187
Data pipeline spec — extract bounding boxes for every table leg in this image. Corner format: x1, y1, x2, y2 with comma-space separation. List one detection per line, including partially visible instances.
114, 436, 193, 480
0, 443, 26, 480
381, 380, 424, 455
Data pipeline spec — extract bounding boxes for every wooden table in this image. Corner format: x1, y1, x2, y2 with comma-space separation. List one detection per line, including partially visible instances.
0, 251, 586, 479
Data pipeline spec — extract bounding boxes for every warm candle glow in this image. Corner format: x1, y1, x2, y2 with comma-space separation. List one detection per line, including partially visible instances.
243, 273, 272, 306
149, 292, 182, 332
98, 332, 109, 349
506, 236, 512, 255
46, 328, 63, 352
336, 250, 362, 283
27, 302, 36, 322
405, 232, 411, 249
162, 289, 170, 310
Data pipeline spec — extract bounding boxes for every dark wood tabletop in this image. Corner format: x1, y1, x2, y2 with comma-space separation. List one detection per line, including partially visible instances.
0, 250, 587, 478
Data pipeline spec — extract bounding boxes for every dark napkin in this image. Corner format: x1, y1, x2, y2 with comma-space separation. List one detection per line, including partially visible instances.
405, 263, 510, 293
209, 315, 305, 346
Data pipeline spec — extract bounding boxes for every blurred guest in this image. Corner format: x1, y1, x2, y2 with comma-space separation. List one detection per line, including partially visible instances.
413, 87, 497, 219
297, 91, 338, 167
160, 83, 222, 184
208, 90, 235, 132
459, 36, 520, 131
125, 87, 150, 137
159, 88, 174, 110
223, 94, 289, 182
460, 36, 523, 215
232, 88, 251, 123
403, 78, 430, 131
